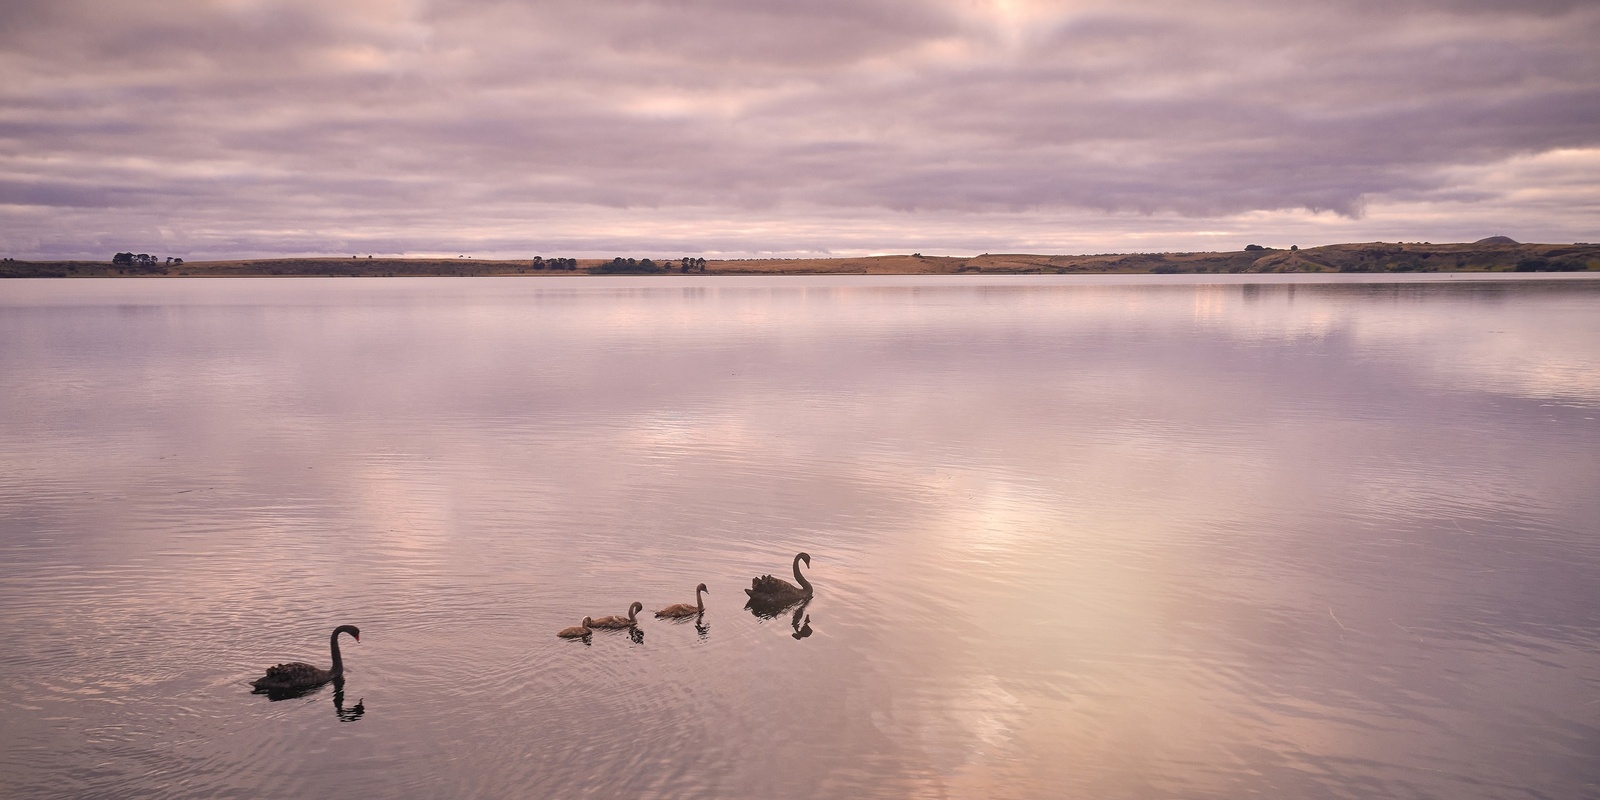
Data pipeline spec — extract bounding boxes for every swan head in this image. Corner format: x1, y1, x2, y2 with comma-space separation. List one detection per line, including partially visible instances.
335, 624, 361, 642
581, 617, 593, 628
696, 583, 709, 594
629, 601, 643, 617
796, 552, 811, 568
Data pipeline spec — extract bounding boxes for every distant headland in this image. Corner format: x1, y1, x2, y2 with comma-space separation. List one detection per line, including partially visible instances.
3, 238, 1596, 278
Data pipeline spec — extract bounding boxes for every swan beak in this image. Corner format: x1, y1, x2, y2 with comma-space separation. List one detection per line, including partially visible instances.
354, 633, 360, 642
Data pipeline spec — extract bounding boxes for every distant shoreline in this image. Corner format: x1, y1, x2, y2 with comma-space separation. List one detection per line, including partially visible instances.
3, 241, 1596, 278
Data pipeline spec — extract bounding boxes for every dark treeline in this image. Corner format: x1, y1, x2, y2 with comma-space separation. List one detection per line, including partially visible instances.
1134, 242, 1599, 275
531, 257, 577, 271
1513, 257, 1588, 272
590, 257, 708, 274
111, 252, 183, 274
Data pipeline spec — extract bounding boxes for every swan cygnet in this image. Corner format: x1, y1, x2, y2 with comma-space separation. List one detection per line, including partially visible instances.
746, 552, 812, 604
656, 584, 709, 618
589, 602, 643, 629
252, 625, 360, 692
557, 617, 594, 638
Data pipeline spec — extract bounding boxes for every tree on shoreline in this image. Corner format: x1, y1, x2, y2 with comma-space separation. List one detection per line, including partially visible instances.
591, 256, 682, 274
1515, 256, 1585, 272
112, 252, 169, 273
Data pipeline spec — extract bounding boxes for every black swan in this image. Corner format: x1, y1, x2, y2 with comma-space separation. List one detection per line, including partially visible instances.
746, 552, 812, 605
656, 584, 708, 618
589, 602, 643, 629
557, 617, 595, 638
252, 625, 360, 692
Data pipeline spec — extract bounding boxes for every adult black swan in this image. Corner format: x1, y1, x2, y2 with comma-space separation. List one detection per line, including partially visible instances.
746, 552, 812, 608
252, 625, 360, 693
656, 584, 709, 618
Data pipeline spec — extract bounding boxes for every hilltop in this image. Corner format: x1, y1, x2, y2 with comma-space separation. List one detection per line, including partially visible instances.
2, 241, 1596, 278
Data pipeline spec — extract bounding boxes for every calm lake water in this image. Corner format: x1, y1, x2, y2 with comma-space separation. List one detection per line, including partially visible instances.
2, 275, 1598, 799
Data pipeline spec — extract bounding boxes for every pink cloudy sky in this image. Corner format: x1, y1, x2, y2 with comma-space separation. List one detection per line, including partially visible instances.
1, 0, 1597, 259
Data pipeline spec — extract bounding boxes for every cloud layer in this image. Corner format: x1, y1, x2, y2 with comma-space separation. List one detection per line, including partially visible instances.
2, 0, 1597, 258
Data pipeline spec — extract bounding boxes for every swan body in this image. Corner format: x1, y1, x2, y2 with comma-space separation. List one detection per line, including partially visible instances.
557, 617, 594, 638
657, 584, 708, 618
746, 552, 812, 604
252, 625, 360, 692
589, 602, 643, 629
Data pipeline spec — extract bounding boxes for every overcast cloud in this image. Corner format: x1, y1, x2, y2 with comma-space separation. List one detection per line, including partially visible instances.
1, 0, 1597, 258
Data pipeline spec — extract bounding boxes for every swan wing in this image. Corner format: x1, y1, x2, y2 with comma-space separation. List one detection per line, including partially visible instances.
749, 575, 800, 595
253, 661, 327, 689
264, 661, 317, 679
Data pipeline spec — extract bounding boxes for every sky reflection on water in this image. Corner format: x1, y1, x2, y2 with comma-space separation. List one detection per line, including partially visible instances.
1, 276, 1597, 799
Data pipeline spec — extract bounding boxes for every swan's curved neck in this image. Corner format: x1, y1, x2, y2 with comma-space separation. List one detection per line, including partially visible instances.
329, 630, 346, 676
696, 586, 706, 612
793, 555, 811, 593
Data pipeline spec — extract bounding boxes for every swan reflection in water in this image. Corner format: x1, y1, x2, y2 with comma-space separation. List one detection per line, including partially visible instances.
331, 679, 364, 722
791, 601, 813, 640
744, 592, 805, 620
253, 676, 366, 722
745, 594, 815, 641
790, 599, 813, 639
657, 607, 710, 639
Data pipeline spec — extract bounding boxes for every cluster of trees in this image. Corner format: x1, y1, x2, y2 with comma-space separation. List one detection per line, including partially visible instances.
111, 252, 182, 272
592, 257, 662, 274
1514, 257, 1588, 272
113, 252, 184, 266
590, 257, 708, 274
531, 257, 577, 270
1339, 260, 1438, 273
